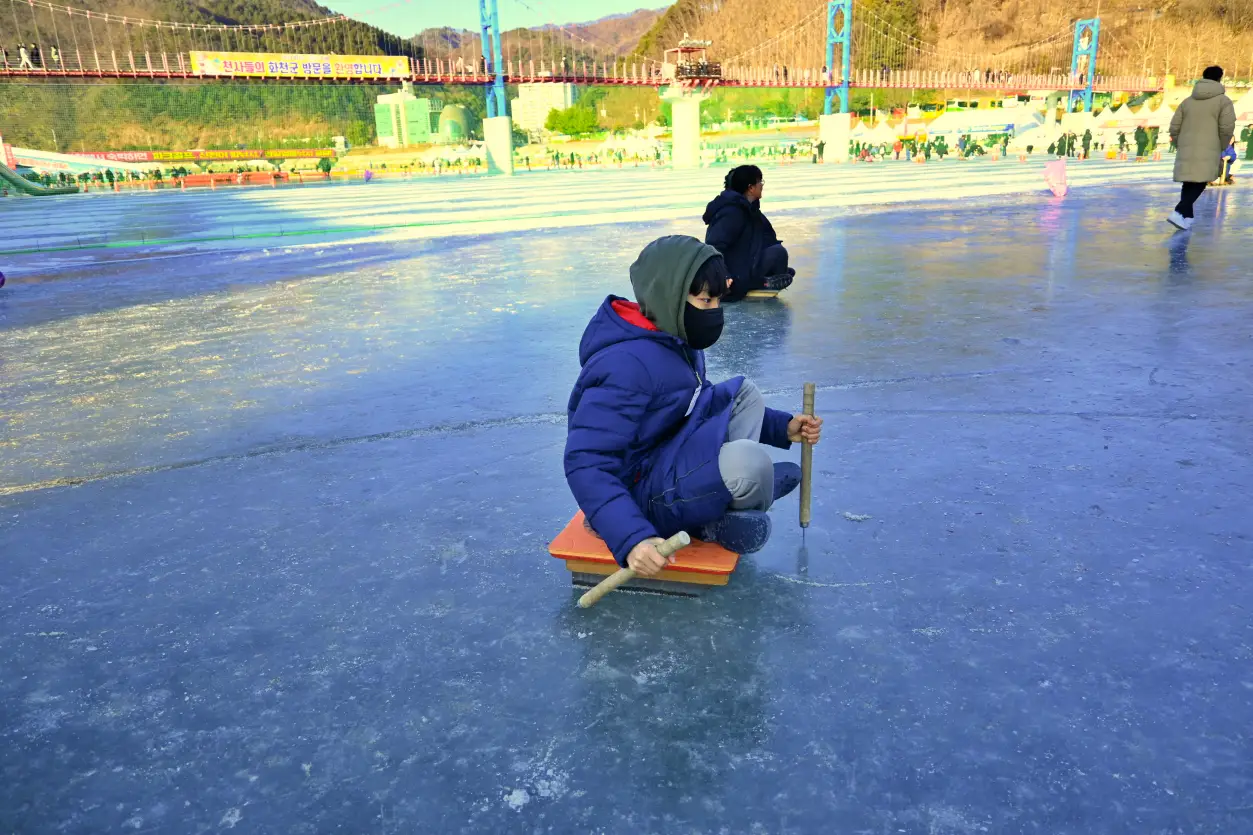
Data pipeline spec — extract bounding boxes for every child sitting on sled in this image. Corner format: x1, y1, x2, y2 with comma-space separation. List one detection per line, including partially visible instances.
564, 235, 823, 577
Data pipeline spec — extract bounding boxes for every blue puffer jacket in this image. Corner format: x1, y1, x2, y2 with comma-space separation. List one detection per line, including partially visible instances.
565, 295, 793, 565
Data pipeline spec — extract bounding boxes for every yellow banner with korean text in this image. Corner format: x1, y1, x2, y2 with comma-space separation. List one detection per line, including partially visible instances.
189, 51, 410, 80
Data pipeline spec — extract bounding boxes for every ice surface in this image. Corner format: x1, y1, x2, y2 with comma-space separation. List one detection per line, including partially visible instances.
1, 164, 1252, 834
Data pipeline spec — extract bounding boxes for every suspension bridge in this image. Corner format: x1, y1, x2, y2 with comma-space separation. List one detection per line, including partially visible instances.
1, 0, 1159, 101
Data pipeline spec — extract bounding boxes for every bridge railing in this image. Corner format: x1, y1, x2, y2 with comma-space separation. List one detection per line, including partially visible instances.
0, 52, 1163, 92
0, 50, 191, 76
412, 57, 492, 84
502, 59, 665, 85
722, 66, 1162, 92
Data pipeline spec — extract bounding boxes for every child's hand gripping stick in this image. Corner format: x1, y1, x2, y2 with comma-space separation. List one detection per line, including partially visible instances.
577, 531, 691, 609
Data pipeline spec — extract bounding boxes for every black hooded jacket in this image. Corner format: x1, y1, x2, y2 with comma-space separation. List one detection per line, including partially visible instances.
702, 189, 781, 299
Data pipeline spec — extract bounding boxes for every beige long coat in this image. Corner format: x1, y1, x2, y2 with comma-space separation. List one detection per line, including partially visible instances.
1169, 80, 1236, 183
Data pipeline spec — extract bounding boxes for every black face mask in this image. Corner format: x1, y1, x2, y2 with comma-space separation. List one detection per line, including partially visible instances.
683, 303, 724, 350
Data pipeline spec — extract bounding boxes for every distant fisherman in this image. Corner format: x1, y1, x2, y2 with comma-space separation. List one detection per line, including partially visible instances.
702, 165, 794, 301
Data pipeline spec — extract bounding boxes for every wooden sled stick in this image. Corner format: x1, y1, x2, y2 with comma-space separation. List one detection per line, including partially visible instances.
800, 381, 816, 528
577, 531, 691, 609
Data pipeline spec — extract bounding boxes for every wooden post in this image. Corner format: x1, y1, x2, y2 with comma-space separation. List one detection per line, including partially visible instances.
800, 382, 815, 528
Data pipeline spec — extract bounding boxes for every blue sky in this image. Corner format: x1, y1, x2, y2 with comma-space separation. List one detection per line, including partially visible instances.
329, 0, 667, 38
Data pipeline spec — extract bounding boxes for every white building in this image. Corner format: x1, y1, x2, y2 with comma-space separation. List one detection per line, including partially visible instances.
510, 83, 578, 133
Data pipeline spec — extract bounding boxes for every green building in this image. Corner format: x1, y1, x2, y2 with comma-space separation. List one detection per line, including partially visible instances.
374, 82, 436, 148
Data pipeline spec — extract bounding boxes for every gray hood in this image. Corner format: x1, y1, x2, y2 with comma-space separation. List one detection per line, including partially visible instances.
1191, 79, 1226, 101
628, 235, 721, 343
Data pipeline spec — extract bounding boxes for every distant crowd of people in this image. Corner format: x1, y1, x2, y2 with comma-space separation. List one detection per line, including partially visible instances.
21, 168, 178, 189
536, 149, 661, 169
845, 134, 1007, 162
1039, 126, 1165, 159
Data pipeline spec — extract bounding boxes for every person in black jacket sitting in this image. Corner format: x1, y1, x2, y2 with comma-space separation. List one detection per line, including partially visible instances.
702, 165, 794, 301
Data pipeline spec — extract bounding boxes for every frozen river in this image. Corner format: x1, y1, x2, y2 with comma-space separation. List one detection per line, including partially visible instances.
2, 156, 1178, 260
2, 163, 1252, 834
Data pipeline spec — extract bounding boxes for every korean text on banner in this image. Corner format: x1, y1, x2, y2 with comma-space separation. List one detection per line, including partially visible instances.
189, 52, 409, 80
72, 149, 336, 162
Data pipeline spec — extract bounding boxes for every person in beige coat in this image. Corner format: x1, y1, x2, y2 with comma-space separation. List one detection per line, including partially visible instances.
1167, 65, 1236, 230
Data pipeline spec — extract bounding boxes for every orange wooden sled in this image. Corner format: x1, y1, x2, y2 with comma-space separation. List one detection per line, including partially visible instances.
549, 511, 740, 593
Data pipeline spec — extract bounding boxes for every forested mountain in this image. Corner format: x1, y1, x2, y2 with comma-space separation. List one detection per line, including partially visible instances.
410, 8, 664, 68
8, 0, 420, 58
637, 0, 1253, 83
531, 8, 664, 55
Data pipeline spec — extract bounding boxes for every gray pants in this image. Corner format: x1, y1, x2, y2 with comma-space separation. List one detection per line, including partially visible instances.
718, 380, 775, 512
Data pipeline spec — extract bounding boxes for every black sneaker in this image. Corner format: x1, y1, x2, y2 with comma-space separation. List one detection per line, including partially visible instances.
763, 271, 794, 292
773, 462, 802, 501
700, 510, 772, 554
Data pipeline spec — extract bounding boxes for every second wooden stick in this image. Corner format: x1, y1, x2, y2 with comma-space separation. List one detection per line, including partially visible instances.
800, 382, 815, 528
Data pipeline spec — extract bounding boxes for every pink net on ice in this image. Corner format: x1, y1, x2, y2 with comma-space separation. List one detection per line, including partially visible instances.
1045, 159, 1068, 197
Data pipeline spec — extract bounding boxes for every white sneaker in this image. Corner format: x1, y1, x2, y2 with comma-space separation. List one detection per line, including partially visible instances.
1167, 211, 1193, 231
